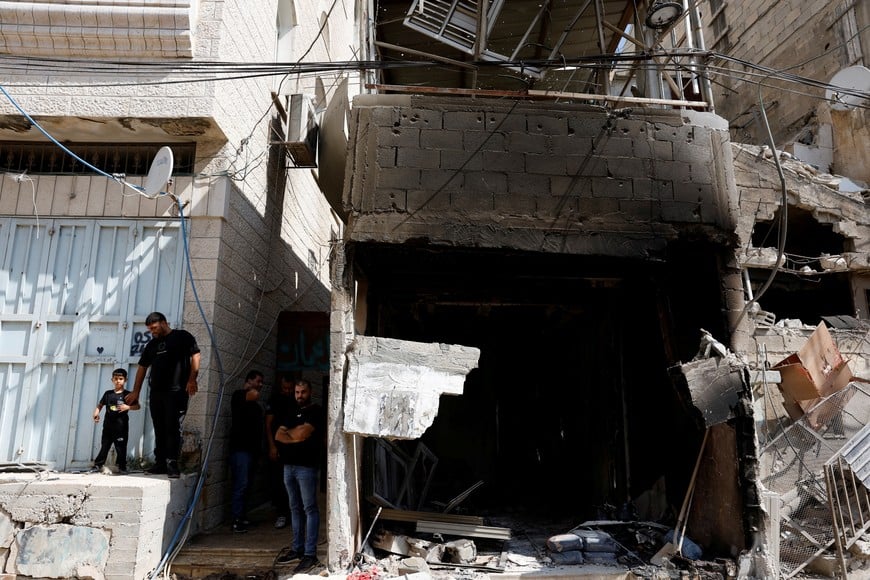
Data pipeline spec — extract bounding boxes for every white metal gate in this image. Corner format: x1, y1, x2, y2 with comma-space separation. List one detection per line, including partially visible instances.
0, 218, 186, 471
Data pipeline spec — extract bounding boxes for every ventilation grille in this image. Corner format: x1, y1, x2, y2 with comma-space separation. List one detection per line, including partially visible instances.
0, 142, 196, 176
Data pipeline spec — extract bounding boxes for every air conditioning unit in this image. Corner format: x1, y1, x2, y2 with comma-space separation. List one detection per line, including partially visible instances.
281, 93, 319, 168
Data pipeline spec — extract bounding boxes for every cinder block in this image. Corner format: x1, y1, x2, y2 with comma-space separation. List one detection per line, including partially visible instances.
610, 118, 649, 139
527, 114, 568, 135
576, 197, 620, 216
420, 129, 463, 150
462, 171, 506, 195
441, 150, 483, 170
567, 117, 607, 137
619, 199, 662, 221
525, 154, 566, 176
661, 201, 702, 223
606, 157, 648, 179
691, 162, 714, 185
407, 189, 451, 211
376, 146, 397, 168
632, 178, 674, 201
550, 176, 591, 197
507, 132, 548, 154
566, 154, 607, 177
674, 182, 713, 204
482, 151, 524, 172
443, 110, 485, 130
494, 193, 536, 215
590, 177, 632, 198
595, 137, 633, 157
538, 194, 579, 218
551, 135, 593, 156
674, 141, 714, 166
484, 111, 526, 132
369, 188, 407, 212
376, 167, 421, 189
399, 108, 444, 128
376, 126, 420, 148
452, 190, 494, 211
507, 172, 551, 196
397, 149, 440, 169
421, 169, 462, 193
650, 160, 691, 183
463, 130, 506, 152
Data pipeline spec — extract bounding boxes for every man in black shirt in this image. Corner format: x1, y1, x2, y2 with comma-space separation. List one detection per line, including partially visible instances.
229, 369, 265, 533
126, 311, 201, 479
274, 379, 324, 573
264, 373, 296, 529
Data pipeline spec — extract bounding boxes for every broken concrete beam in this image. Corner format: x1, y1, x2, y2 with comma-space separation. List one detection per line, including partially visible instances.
344, 336, 481, 438
671, 355, 747, 427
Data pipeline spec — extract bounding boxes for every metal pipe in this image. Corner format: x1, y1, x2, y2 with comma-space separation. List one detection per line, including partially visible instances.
687, 0, 714, 111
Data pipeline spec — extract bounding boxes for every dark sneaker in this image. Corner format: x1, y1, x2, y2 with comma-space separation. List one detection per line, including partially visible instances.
166, 461, 180, 479
117, 468, 129, 475
275, 548, 301, 565
88, 465, 102, 473
293, 555, 319, 573
232, 520, 248, 533
145, 464, 167, 475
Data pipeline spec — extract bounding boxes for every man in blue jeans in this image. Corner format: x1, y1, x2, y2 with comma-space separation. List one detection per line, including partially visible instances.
274, 379, 324, 573
228, 369, 265, 533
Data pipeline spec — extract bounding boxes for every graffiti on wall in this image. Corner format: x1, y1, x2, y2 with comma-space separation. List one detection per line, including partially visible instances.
276, 311, 329, 372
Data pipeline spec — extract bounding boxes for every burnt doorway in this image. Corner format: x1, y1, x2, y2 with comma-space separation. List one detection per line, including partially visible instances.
356, 243, 717, 524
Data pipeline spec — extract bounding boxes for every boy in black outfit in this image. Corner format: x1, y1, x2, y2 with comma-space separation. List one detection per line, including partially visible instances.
92, 368, 140, 474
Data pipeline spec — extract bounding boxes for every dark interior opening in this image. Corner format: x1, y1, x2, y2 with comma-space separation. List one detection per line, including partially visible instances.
749, 205, 854, 323
354, 240, 729, 533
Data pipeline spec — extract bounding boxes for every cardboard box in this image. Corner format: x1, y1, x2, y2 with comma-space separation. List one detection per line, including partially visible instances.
773, 322, 853, 400
773, 321, 854, 423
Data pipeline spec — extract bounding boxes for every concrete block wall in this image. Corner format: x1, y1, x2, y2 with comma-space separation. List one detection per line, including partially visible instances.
702, 1, 861, 145
0, 473, 191, 580
344, 95, 736, 257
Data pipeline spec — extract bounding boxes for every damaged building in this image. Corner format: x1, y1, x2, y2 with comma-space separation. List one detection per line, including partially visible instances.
323, 1, 870, 579
0, 0, 868, 578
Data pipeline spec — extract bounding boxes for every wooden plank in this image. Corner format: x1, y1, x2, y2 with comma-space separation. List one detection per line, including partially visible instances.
416, 520, 512, 540
375, 508, 484, 525
365, 83, 711, 109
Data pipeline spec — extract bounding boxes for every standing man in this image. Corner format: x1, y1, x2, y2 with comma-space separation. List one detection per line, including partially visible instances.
126, 311, 201, 479
264, 372, 295, 529
274, 379, 324, 573
229, 369, 265, 533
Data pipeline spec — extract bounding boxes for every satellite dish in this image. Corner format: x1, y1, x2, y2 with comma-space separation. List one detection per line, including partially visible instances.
144, 146, 174, 195
826, 66, 870, 111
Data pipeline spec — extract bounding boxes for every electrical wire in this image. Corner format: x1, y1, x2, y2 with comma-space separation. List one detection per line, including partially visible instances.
0, 84, 171, 198
149, 196, 228, 580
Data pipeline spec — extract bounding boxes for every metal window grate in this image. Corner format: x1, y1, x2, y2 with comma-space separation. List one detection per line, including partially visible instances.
0, 142, 196, 176
760, 383, 870, 578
